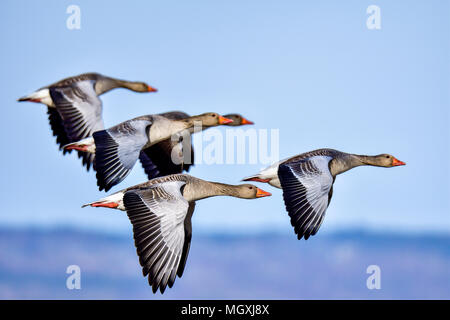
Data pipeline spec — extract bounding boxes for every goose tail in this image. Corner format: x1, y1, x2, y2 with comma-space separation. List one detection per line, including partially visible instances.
242, 174, 271, 183
242, 161, 282, 188
17, 88, 52, 105
63, 137, 96, 153
82, 192, 125, 210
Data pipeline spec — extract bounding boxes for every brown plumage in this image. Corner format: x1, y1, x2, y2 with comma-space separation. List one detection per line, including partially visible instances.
17, 72, 157, 170
243, 148, 406, 240
82, 173, 271, 293
139, 112, 255, 179
64, 112, 234, 191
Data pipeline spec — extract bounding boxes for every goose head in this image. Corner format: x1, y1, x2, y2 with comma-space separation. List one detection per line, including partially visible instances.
129, 81, 158, 93
184, 112, 234, 128
364, 154, 406, 167
233, 184, 272, 199
223, 114, 254, 126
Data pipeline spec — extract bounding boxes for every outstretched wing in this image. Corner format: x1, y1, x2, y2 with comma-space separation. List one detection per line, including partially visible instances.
123, 181, 190, 293
47, 107, 71, 155
278, 156, 334, 240
177, 201, 195, 278
94, 119, 152, 192
49, 80, 104, 171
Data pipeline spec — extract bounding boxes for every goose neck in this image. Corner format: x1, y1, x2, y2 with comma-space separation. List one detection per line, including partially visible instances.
183, 180, 239, 202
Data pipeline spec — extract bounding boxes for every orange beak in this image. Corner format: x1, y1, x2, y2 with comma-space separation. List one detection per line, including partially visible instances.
256, 188, 272, 198
392, 157, 406, 166
219, 116, 234, 125
147, 85, 158, 92
240, 117, 254, 125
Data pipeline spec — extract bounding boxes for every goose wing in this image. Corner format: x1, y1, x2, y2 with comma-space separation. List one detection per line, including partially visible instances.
94, 118, 152, 192
278, 156, 334, 240
177, 201, 195, 278
139, 138, 194, 180
138, 110, 194, 178
123, 180, 191, 293
49, 80, 104, 171
47, 107, 71, 155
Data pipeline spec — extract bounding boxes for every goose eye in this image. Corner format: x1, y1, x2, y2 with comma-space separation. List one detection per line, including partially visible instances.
386, 155, 389, 159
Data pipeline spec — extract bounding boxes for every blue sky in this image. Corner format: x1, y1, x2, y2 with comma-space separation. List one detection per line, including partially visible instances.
0, 0, 448, 236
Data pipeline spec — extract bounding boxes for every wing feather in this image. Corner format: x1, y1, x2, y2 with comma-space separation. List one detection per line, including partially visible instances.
94, 119, 151, 191
49, 80, 104, 171
278, 156, 334, 240
139, 138, 194, 180
123, 180, 191, 293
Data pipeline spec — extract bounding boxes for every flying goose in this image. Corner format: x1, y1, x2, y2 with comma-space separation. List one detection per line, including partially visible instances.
82, 173, 272, 293
139, 112, 255, 179
243, 148, 406, 240
64, 113, 233, 191
18, 72, 157, 170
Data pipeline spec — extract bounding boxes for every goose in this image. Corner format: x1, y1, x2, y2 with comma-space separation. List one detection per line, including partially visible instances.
64, 113, 233, 191
18, 72, 157, 170
82, 173, 272, 293
243, 148, 406, 240
139, 112, 255, 179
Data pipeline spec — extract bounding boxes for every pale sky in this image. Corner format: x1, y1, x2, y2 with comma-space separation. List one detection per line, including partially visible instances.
1, 0, 448, 236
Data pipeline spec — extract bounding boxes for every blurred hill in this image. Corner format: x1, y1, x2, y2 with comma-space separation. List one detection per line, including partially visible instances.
0, 228, 448, 299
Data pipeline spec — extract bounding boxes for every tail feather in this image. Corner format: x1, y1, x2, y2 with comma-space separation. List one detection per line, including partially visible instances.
82, 200, 119, 209
17, 96, 31, 102
82, 192, 124, 209
64, 143, 88, 152
63, 137, 95, 153
17, 96, 41, 103
17, 88, 52, 104
242, 174, 271, 183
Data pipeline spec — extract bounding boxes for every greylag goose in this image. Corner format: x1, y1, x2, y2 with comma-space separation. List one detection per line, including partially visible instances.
139, 112, 254, 179
18, 72, 157, 170
243, 148, 405, 240
64, 113, 233, 191
82, 173, 272, 293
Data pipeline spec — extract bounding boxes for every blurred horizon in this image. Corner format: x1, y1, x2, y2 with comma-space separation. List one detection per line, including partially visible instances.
2, 217, 449, 238
0, 227, 448, 299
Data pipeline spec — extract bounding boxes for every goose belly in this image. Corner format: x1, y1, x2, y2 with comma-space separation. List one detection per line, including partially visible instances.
268, 177, 281, 188
148, 117, 175, 145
